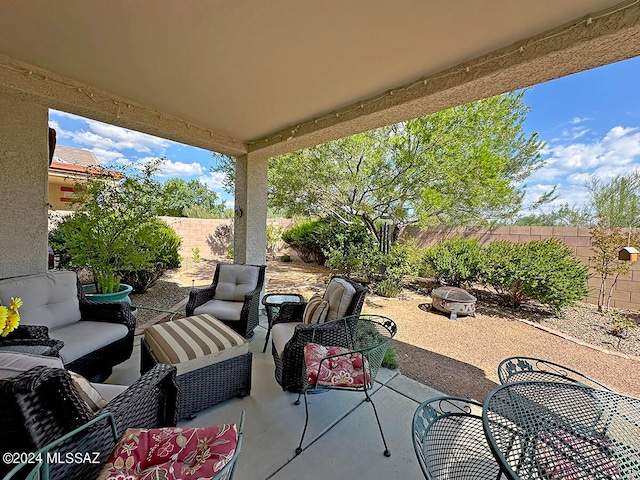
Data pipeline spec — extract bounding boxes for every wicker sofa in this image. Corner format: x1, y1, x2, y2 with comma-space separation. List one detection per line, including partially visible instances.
0, 355, 177, 480
270, 276, 368, 392
0, 271, 136, 381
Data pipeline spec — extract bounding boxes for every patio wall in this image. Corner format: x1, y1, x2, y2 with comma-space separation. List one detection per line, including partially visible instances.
401, 225, 640, 311
158, 216, 295, 261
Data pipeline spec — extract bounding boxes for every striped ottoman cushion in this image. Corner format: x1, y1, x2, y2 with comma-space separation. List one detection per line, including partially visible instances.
144, 314, 249, 376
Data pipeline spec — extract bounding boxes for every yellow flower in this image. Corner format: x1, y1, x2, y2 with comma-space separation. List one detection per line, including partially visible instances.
0, 306, 7, 333
10, 297, 22, 312
3, 311, 20, 336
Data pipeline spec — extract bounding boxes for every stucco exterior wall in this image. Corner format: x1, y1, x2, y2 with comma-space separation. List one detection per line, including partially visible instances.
402, 225, 640, 311
0, 94, 49, 279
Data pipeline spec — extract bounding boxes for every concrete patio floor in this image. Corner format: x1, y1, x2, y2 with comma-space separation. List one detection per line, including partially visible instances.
108, 314, 442, 480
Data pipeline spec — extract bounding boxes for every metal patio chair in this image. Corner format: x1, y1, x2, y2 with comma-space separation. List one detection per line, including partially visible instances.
498, 356, 613, 390
294, 314, 397, 457
412, 396, 506, 480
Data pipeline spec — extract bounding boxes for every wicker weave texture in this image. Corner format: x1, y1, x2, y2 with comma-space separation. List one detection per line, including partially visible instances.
271, 276, 368, 392
0, 363, 177, 480
141, 338, 252, 420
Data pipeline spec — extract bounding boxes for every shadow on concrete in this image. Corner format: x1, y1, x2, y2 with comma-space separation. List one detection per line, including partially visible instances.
391, 339, 498, 402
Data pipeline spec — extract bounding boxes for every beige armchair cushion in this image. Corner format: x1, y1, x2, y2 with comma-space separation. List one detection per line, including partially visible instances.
323, 277, 357, 321
213, 264, 260, 302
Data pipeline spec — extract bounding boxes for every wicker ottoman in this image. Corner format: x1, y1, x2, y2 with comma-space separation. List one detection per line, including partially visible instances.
141, 313, 252, 420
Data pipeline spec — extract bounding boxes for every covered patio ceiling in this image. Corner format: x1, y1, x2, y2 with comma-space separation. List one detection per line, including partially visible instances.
1, 0, 640, 159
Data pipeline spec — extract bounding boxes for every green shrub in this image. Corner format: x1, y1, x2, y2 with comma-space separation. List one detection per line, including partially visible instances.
282, 217, 373, 265
480, 239, 589, 311
192, 247, 201, 263
376, 279, 402, 298
118, 218, 182, 293
422, 237, 483, 287
382, 346, 399, 369
51, 216, 181, 294
281, 219, 328, 263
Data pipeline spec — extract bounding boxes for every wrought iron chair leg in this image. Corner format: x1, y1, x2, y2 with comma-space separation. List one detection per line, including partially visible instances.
365, 387, 391, 457
296, 390, 310, 455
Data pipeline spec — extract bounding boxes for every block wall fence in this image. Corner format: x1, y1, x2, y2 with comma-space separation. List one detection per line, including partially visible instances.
50, 213, 640, 312
401, 225, 640, 312
158, 216, 295, 260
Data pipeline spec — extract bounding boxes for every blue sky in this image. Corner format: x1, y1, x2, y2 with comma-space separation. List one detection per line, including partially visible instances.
49, 55, 640, 214
521, 56, 640, 213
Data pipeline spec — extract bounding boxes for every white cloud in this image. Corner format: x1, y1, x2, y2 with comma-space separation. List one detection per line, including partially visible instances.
525, 125, 640, 210
571, 127, 590, 140
198, 172, 227, 190
91, 148, 128, 165
84, 120, 170, 152
155, 158, 204, 178
570, 116, 592, 124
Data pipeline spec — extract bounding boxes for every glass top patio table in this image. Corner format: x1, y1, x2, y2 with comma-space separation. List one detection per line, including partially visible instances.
482, 381, 640, 480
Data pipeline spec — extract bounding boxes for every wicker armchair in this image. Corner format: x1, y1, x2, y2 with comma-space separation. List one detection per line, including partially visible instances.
186, 263, 266, 338
498, 356, 613, 390
0, 364, 178, 480
270, 276, 368, 392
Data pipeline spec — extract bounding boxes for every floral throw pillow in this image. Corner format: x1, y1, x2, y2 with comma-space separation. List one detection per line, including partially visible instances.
97, 423, 238, 480
304, 342, 370, 388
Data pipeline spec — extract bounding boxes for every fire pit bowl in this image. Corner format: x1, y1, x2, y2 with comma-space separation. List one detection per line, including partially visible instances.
430, 286, 476, 320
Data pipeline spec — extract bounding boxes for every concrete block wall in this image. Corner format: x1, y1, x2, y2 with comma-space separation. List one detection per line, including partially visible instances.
158, 216, 295, 261
402, 225, 640, 311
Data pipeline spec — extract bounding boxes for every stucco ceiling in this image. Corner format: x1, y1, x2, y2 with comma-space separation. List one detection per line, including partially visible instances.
0, 0, 637, 156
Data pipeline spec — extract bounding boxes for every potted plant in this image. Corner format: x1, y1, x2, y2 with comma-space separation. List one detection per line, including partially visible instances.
49, 160, 181, 304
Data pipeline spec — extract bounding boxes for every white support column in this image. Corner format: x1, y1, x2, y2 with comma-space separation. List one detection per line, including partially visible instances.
0, 92, 49, 278
234, 153, 268, 265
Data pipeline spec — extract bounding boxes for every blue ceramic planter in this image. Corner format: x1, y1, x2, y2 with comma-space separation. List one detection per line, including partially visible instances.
82, 283, 133, 305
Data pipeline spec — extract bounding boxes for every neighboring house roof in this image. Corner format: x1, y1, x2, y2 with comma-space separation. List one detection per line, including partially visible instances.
48, 146, 121, 179
52, 145, 100, 166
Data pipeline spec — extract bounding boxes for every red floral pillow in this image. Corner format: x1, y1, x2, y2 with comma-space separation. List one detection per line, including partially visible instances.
304, 342, 370, 388
97, 423, 238, 480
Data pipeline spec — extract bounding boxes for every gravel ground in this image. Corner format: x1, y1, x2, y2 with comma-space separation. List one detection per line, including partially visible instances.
129, 280, 191, 325
132, 258, 640, 400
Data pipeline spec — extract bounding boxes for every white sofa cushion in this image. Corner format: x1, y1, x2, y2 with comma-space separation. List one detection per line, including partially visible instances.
50, 321, 129, 364
92, 382, 127, 403
0, 351, 64, 379
322, 278, 357, 321
0, 271, 81, 330
213, 264, 260, 302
